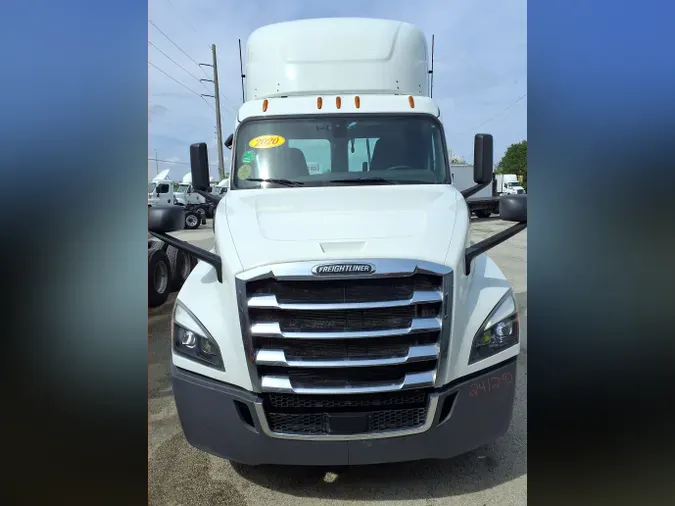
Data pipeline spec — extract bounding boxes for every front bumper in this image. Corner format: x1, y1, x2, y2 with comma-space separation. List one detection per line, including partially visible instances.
171, 357, 517, 466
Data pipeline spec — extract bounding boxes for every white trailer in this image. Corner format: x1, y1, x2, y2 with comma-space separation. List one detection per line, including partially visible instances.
149, 17, 527, 467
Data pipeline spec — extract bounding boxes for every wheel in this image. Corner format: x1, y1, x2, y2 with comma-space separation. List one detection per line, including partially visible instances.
474, 210, 492, 219
166, 245, 192, 291
184, 211, 200, 230
195, 207, 206, 218
149, 238, 168, 251
148, 247, 171, 308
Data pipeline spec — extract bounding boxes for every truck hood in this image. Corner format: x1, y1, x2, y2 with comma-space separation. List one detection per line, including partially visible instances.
223, 185, 465, 271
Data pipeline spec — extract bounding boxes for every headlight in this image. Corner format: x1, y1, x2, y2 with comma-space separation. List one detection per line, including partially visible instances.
469, 291, 519, 364
171, 300, 224, 370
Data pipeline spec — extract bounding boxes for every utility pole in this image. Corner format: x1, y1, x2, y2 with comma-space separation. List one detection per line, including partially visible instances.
153, 149, 159, 175
199, 45, 225, 180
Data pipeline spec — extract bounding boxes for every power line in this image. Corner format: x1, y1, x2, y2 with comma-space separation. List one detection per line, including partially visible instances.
147, 18, 238, 130
148, 40, 210, 91
165, 0, 202, 39
149, 157, 219, 167
148, 61, 215, 111
148, 19, 210, 78
461, 93, 527, 135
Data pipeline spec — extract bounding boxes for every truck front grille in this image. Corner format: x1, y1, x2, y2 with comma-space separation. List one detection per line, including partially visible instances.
264, 390, 430, 435
236, 259, 452, 438
267, 390, 427, 409
267, 407, 429, 435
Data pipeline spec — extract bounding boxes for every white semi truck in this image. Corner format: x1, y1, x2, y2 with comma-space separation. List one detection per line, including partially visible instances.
148, 169, 175, 206
496, 173, 526, 195
148, 170, 203, 230
174, 172, 204, 207
214, 177, 230, 196
149, 18, 527, 466
174, 172, 221, 220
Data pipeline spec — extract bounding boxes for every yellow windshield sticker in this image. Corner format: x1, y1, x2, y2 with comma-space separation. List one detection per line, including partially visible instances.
249, 134, 285, 149
237, 164, 252, 179
237, 164, 251, 179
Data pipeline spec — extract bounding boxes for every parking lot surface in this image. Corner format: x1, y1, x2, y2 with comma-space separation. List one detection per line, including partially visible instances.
149, 217, 527, 506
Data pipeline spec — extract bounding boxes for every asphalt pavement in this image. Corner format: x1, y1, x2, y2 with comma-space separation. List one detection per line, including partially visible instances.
149, 217, 527, 506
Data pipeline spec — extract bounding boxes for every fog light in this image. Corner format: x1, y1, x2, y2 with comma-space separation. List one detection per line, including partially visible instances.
200, 338, 214, 355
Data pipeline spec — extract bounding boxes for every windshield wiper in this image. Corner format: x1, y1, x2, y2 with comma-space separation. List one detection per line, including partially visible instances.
242, 178, 305, 187
327, 177, 427, 185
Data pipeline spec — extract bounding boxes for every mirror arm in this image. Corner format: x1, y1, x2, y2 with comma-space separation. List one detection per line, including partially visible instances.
460, 181, 490, 199
464, 222, 527, 275
195, 189, 222, 204
149, 231, 222, 282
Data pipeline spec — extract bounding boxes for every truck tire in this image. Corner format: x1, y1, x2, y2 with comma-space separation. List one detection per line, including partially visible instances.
195, 207, 206, 218
148, 247, 171, 308
475, 210, 492, 219
149, 238, 168, 251
166, 245, 192, 291
184, 211, 200, 230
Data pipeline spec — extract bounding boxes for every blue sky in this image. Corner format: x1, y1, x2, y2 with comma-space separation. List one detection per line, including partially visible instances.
148, 0, 526, 181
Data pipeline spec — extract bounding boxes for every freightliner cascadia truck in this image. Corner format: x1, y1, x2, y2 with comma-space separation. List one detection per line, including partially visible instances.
149, 18, 527, 466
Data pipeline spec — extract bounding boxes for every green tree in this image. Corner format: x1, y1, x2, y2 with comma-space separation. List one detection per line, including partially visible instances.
496, 140, 527, 189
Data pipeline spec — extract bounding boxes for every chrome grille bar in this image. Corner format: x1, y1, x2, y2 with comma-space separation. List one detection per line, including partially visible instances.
260, 370, 437, 394
255, 343, 440, 368
247, 290, 443, 310
250, 317, 441, 339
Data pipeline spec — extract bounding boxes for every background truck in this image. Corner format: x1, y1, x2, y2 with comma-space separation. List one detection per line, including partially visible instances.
149, 170, 203, 229
496, 174, 525, 195
174, 172, 218, 219
149, 17, 527, 467
451, 162, 499, 218
148, 169, 175, 206
214, 177, 229, 196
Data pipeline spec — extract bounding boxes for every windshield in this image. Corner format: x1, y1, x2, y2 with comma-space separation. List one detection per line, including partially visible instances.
232, 115, 449, 189
148, 183, 156, 193
177, 184, 190, 193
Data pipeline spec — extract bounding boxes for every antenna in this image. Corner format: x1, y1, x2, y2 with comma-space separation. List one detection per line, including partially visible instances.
238, 39, 245, 103
429, 34, 435, 98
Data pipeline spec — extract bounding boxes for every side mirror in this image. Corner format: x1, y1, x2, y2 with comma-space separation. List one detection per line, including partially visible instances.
499, 194, 527, 223
155, 189, 160, 196
224, 133, 233, 150
190, 142, 210, 191
473, 134, 493, 185
149, 205, 185, 233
